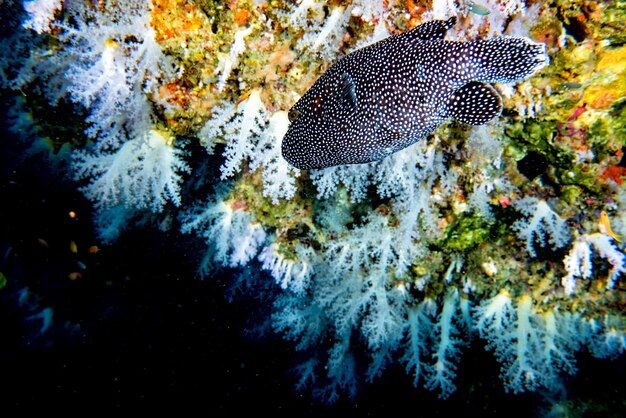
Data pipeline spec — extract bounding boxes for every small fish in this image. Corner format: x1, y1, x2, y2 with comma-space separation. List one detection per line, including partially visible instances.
88, 245, 101, 254
469, 2, 491, 16
69, 240, 78, 254
599, 210, 622, 242
282, 17, 548, 169
558, 81, 583, 91
235, 91, 252, 108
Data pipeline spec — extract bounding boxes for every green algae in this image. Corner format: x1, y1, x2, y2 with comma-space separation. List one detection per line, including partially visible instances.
441, 214, 497, 252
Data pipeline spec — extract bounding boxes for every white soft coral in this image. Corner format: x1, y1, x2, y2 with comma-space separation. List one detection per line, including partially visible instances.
15, 0, 183, 212
22, 0, 63, 34
200, 94, 300, 203
180, 198, 267, 272
250, 111, 301, 203
512, 197, 570, 257
60, 1, 174, 150
219, 89, 267, 178
475, 292, 585, 393
562, 233, 626, 294
20, 0, 176, 150
73, 129, 189, 212
424, 290, 465, 398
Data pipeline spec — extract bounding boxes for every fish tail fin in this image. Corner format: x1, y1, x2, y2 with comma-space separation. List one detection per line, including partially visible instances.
466, 37, 548, 84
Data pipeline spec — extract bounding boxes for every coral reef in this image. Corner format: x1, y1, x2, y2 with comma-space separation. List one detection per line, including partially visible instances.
3, 0, 625, 405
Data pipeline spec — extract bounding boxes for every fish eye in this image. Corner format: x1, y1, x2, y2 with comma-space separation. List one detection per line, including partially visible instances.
288, 108, 300, 122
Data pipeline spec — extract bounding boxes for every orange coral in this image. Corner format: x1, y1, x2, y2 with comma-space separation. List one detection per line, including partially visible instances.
601, 165, 626, 185
234, 9, 250, 26
151, 0, 208, 43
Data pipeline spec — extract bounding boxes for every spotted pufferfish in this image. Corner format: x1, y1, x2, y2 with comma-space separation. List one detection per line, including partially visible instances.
282, 17, 548, 169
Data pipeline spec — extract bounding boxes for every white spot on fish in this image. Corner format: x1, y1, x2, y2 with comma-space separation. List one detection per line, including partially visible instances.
282, 17, 548, 169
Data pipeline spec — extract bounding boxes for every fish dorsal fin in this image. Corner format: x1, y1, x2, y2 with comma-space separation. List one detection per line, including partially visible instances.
446, 82, 503, 125
407, 16, 457, 42
338, 72, 358, 113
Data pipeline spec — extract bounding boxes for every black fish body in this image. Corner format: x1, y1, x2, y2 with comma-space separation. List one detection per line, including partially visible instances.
282, 17, 548, 169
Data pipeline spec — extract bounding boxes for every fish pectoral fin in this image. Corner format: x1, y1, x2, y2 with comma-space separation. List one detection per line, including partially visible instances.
446, 81, 503, 125
406, 16, 457, 42
338, 72, 359, 113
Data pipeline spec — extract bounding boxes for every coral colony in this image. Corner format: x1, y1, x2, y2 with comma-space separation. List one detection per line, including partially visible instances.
4, 0, 626, 403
